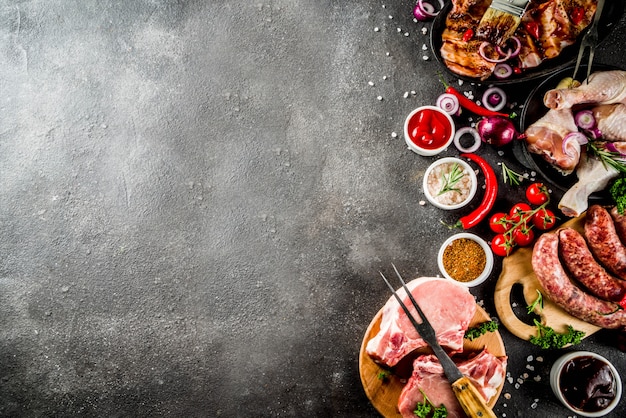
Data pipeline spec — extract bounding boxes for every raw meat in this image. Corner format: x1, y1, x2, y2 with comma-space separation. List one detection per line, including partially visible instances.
366, 277, 476, 367
557, 153, 619, 217
544, 71, 626, 110
524, 108, 581, 173
585, 205, 626, 280
397, 349, 507, 418
532, 233, 626, 328
594, 104, 626, 142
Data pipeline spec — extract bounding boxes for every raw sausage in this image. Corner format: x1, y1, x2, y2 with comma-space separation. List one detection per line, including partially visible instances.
584, 205, 626, 280
532, 233, 626, 329
558, 228, 626, 309
609, 206, 626, 245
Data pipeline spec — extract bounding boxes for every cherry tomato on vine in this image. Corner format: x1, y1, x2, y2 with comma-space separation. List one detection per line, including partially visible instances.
532, 208, 557, 230
526, 182, 550, 205
512, 226, 535, 247
509, 202, 532, 223
489, 212, 511, 234
491, 233, 513, 257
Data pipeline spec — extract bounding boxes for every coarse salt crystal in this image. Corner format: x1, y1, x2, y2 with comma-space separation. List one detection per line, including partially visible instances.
514, 383, 520, 389
422, 55, 429, 61
383, 75, 388, 80
403, 92, 409, 98
374, 27, 380, 32
536, 356, 544, 362
421, 27, 427, 34
422, 44, 428, 50
391, 132, 397, 138
504, 392, 511, 399
377, 96, 383, 101
404, 32, 409, 37
397, 27, 402, 32
526, 365, 535, 371
522, 373, 529, 379
419, 200, 426, 206
368, 81, 374, 86
533, 375, 541, 382
527, 355, 533, 362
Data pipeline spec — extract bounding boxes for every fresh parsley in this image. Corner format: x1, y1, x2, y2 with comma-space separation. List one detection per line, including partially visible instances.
413, 390, 448, 418
464, 320, 499, 341
377, 370, 391, 381
527, 290, 543, 314
610, 176, 626, 215
438, 163, 465, 196
528, 319, 585, 349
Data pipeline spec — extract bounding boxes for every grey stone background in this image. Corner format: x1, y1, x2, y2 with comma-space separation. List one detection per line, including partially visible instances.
1, 1, 625, 417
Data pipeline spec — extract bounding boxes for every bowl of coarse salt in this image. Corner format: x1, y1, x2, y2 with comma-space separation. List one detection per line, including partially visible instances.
423, 157, 477, 210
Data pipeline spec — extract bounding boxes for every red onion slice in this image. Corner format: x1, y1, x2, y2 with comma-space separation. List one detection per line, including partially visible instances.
413, 0, 444, 20
562, 132, 586, 158
482, 87, 507, 112
479, 42, 511, 63
436, 93, 460, 115
496, 37, 521, 58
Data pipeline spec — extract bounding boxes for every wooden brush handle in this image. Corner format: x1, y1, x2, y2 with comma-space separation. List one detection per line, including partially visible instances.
451, 376, 497, 418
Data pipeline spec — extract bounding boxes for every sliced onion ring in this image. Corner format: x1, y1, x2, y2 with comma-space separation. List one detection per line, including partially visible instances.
413, 0, 445, 20
482, 87, 507, 112
493, 63, 513, 79
562, 132, 586, 158
436, 93, 460, 115
479, 42, 511, 63
454, 126, 482, 153
604, 142, 626, 157
496, 37, 521, 58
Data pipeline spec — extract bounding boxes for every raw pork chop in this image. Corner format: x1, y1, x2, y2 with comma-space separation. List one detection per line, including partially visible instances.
397, 349, 507, 418
366, 277, 476, 367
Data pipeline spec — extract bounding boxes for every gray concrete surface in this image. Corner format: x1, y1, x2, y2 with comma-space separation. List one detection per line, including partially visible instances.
1, 1, 625, 417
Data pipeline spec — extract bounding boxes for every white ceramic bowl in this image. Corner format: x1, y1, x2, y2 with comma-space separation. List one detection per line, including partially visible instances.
423, 157, 477, 210
437, 233, 493, 287
404, 106, 455, 156
550, 351, 622, 417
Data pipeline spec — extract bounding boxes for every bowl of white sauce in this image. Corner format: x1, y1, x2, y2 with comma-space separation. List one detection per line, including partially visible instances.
423, 157, 477, 210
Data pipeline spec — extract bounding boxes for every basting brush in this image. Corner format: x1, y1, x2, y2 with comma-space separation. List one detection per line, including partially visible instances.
476, 0, 531, 46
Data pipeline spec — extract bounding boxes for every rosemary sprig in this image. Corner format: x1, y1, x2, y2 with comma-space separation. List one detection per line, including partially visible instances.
437, 163, 465, 195
527, 290, 543, 314
501, 162, 525, 186
586, 141, 626, 174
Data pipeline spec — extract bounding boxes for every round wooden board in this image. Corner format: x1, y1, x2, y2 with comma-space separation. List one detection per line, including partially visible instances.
494, 213, 602, 341
359, 304, 506, 418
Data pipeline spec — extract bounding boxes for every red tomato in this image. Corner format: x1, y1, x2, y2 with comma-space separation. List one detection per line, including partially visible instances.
526, 182, 550, 206
532, 208, 557, 230
512, 226, 535, 247
491, 233, 513, 257
489, 212, 511, 234
509, 203, 532, 223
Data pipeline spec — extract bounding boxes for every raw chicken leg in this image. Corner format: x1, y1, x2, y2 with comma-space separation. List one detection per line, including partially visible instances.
524, 108, 581, 173
594, 103, 626, 142
558, 153, 619, 217
544, 71, 626, 109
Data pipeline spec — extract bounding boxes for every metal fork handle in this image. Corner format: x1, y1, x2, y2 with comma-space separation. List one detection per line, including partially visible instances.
572, 0, 605, 82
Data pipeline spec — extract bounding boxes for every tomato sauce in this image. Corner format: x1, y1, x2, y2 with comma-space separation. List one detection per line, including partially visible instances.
407, 108, 452, 150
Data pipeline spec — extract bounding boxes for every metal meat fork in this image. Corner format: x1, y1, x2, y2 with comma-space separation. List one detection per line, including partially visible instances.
572, 0, 605, 83
379, 265, 496, 418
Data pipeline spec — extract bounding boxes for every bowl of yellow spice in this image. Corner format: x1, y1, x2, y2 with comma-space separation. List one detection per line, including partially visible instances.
423, 157, 477, 210
437, 233, 493, 287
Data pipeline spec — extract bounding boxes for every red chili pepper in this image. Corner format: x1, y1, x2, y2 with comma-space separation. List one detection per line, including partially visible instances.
455, 153, 498, 229
571, 7, 585, 25
462, 28, 474, 42
524, 21, 540, 39
439, 75, 515, 119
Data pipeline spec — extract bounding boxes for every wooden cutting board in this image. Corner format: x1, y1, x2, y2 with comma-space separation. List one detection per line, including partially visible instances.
359, 304, 505, 418
494, 213, 601, 340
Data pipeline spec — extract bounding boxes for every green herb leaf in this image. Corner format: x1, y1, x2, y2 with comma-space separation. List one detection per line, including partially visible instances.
610, 176, 626, 215
527, 290, 543, 314
413, 390, 448, 418
528, 319, 585, 349
464, 320, 499, 341
377, 370, 391, 381
586, 141, 626, 174
501, 162, 524, 186
437, 163, 466, 196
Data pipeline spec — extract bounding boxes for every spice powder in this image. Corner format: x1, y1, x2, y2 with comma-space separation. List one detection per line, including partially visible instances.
442, 238, 486, 282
